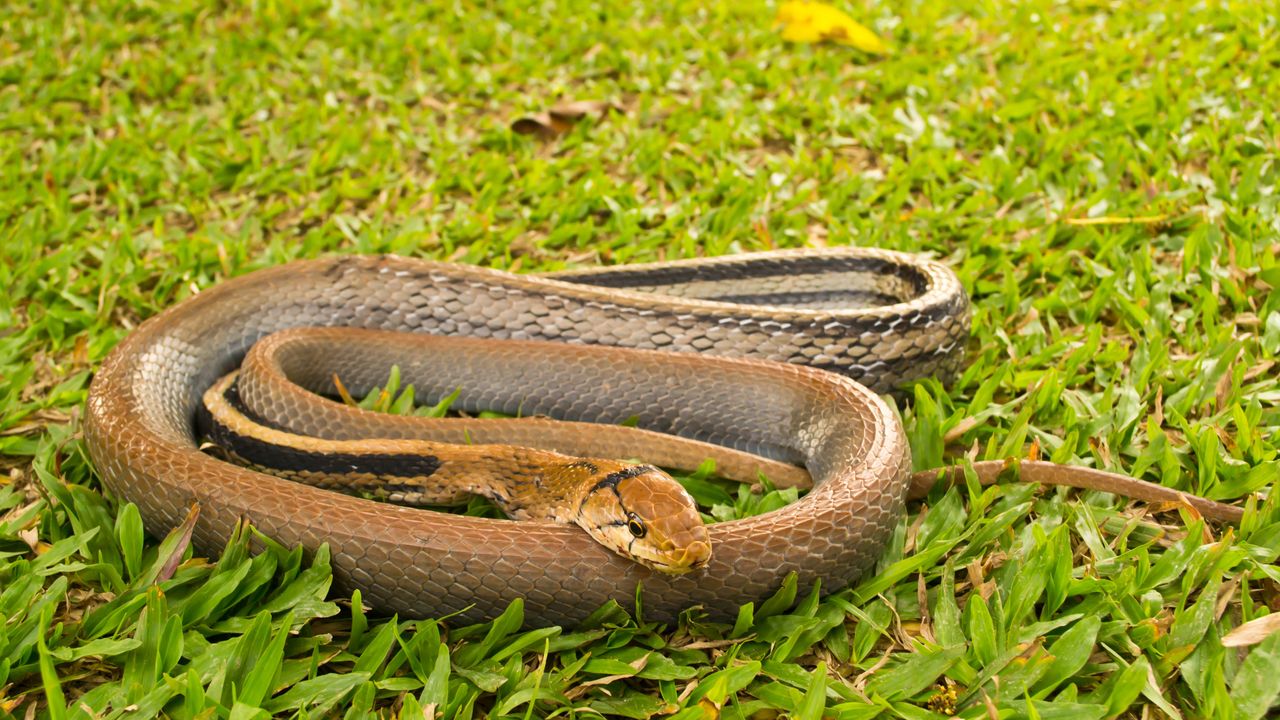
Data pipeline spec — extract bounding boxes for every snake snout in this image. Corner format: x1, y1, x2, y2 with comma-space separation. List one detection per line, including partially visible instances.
679, 540, 712, 571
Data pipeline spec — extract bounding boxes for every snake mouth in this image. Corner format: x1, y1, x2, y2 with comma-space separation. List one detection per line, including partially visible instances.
660, 540, 712, 574
635, 540, 712, 574
683, 541, 712, 569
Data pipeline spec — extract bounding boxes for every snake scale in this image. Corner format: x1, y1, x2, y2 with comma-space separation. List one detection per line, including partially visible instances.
84, 248, 1242, 625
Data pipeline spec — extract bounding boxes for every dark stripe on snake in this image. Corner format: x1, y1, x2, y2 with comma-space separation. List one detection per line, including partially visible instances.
200, 409, 444, 479
553, 255, 929, 294
591, 464, 654, 494
705, 290, 902, 308
580, 465, 657, 511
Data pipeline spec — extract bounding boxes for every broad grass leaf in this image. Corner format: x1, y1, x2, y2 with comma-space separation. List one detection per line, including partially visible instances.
584, 691, 674, 719
583, 657, 644, 676
453, 663, 507, 692
491, 626, 560, 662
1004, 553, 1048, 628
755, 615, 820, 645
887, 702, 949, 719
1, 572, 47, 620
854, 518, 972, 601
257, 543, 338, 620
545, 628, 609, 652
1033, 616, 1101, 695
48, 637, 141, 663
421, 639, 451, 709
494, 686, 566, 717
993, 649, 1056, 703
680, 474, 735, 509
864, 644, 964, 701
451, 599, 527, 669
399, 614, 440, 681
350, 589, 369, 651
1163, 581, 1220, 668
31, 528, 98, 575
795, 661, 827, 720
181, 668, 207, 716
215, 610, 274, 708
1083, 655, 1149, 717
228, 702, 271, 720
114, 503, 144, 582
122, 588, 181, 704
238, 611, 294, 707
965, 594, 999, 667
731, 602, 754, 639
263, 672, 372, 714
846, 600, 892, 663
353, 619, 400, 676
757, 572, 798, 619
689, 661, 760, 706
587, 647, 696, 681
347, 678, 378, 717
915, 488, 966, 550
179, 555, 253, 626
36, 606, 67, 720
1022, 700, 1109, 720
932, 561, 965, 649
399, 692, 425, 718
1230, 629, 1280, 719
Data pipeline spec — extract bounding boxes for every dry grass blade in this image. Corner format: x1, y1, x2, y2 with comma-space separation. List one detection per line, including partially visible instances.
1222, 614, 1280, 648
1063, 215, 1169, 226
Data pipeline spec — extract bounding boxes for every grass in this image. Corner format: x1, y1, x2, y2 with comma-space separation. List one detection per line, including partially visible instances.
2, 0, 1279, 717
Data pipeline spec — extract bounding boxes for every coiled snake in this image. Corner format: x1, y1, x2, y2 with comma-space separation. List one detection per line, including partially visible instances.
84, 249, 1243, 625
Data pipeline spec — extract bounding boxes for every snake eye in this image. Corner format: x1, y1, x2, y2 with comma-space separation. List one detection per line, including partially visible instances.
626, 513, 646, 538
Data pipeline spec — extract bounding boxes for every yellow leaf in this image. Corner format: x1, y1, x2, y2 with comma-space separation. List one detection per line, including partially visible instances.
775, 1, 888, 54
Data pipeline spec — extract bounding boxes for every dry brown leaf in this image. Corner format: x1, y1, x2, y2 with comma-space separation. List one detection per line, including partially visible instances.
1214, 345, 1240, 412
156, 503, 201, 583
1243, 359, 1275, 382
1222, 613, 1280, 648
511, 100, 622, 139
943, 416, 981, 444
670, 636, 754, 651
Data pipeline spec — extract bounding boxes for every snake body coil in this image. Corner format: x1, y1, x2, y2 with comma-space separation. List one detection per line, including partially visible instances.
85, 248, 970, 625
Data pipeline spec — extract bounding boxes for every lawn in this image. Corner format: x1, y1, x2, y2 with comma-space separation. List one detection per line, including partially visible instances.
2, 0, 1279, 717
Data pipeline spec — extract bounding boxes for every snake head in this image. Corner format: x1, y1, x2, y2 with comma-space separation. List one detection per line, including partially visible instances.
568, 461, 712, 574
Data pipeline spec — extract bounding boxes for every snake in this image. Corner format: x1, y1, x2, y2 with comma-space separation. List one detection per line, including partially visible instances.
83, 248, 1245, 626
